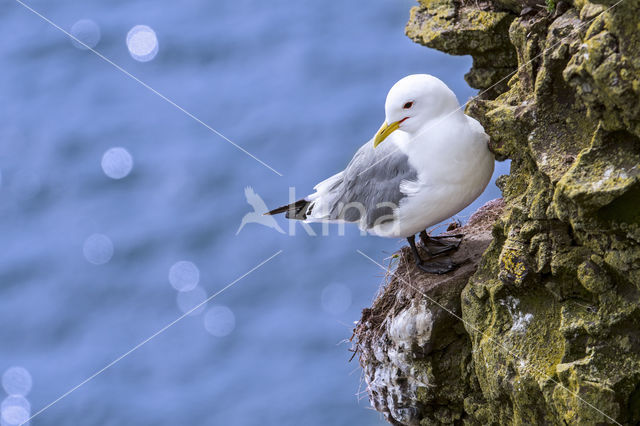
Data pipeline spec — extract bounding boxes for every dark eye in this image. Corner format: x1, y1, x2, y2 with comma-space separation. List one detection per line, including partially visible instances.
403, 101, 413, 109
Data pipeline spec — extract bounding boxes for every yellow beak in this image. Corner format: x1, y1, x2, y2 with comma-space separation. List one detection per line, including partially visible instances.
373, 120, 401, 148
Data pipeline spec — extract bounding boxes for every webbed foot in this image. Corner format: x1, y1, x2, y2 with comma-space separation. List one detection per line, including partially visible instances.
407, 235, 460, 274
419, 230, 463, 256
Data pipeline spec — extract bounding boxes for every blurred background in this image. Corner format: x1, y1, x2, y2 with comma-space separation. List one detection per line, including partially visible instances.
0, 0, 508, 424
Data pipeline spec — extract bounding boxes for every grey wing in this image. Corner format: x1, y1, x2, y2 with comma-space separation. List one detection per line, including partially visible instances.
315, 140, 418, 229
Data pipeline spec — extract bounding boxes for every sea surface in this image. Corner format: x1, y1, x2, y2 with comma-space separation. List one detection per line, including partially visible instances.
0, 0, 508, 424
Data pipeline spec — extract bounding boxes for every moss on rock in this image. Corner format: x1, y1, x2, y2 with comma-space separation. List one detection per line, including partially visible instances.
406, 0, 518, 97
354, 200, 504, 425
355, 0, 640, 424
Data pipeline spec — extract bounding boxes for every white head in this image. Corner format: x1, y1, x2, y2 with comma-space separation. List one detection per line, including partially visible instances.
373, 74, 460, 147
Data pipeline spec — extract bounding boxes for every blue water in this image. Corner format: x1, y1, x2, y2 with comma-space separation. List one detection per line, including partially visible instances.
0, 0, 507, 424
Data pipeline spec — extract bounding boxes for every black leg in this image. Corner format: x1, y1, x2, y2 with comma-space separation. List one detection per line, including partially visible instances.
407, 235, 422, 263
419, 230, 429, 247
407, 234, 459, 274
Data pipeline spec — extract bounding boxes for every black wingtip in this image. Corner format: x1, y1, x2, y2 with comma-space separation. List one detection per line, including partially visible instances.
264, 199, 310, 218
264, 205, 291, 216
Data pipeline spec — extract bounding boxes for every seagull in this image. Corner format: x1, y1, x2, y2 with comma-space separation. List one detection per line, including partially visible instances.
237, 186, 285, 235
266, 74, 495, 273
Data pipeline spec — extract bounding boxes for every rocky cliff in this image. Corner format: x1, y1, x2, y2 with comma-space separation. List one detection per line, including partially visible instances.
354, 0, 640, 424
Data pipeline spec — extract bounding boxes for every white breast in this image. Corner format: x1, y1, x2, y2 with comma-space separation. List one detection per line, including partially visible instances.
370, 114, 494, 238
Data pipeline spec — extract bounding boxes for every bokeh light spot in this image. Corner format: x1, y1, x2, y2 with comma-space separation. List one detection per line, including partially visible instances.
176, 286, 207, 316
70, 19, 101, 50
1, 396, 30, 426
203, 306, 235, 337
1, 405, 29, 425
320, 283, 352, 315
101, 147, 133, 180
83, 234, 114, 265
168, 261, 200, 292
126, 25, 159, 62
1, 367, 32, 396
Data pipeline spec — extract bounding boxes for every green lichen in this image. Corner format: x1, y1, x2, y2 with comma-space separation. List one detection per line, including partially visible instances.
406, 0, 517, 97
546, 0, 557, 13
360, 0, 640, 424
